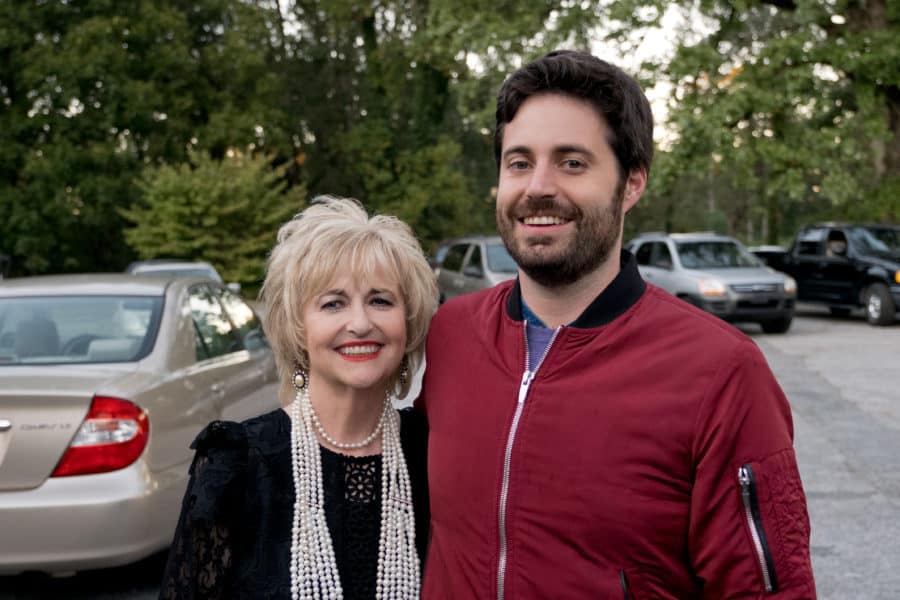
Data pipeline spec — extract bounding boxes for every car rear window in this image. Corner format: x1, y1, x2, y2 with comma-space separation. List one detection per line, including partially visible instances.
0, 295, 163, 365
677, 241, 761, 269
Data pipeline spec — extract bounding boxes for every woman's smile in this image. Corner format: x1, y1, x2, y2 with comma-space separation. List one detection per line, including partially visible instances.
336, 341, 383, 361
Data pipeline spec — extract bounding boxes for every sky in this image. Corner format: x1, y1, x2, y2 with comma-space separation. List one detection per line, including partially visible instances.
591, 4, 711, 147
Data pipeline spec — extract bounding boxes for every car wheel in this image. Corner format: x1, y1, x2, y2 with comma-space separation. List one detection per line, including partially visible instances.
761, 316, 792, 334
863, 283, 896, 326
828, 307, 851, 318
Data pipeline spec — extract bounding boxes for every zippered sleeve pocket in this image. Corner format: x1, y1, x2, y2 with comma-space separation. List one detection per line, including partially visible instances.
737, 449, 812, 594
739, 464, 778, 592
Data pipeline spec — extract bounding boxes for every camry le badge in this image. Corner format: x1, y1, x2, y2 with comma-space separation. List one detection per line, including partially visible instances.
0, 419, 11, 432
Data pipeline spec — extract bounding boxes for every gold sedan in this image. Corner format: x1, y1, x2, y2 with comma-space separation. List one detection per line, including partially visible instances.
0, 274, 279, 575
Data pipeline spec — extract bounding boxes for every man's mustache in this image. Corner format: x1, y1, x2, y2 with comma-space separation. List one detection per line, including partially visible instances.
510, 197, 580, 220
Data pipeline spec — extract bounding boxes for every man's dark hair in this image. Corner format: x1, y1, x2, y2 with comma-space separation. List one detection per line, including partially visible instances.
494, 50, 654, 177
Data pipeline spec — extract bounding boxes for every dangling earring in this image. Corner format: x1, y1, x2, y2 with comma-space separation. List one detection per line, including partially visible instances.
399, 356, 409, 386
292, 365, 309, 391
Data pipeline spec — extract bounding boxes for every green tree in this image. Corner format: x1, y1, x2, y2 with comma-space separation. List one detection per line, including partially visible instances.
0, 0, 288, 275
274, 0, 609, 252
619, 0, 900, 242
121, 150, 303, 288
3, 0, 630, 272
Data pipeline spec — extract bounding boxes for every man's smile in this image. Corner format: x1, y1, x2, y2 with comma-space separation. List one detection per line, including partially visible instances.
521, 215, 571, 226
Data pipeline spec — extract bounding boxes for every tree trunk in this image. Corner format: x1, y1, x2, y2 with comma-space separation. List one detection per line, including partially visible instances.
767, 193, 779, 245
884, 85, 900, 180
844, 0, 899, 178
761, 0, 900, 181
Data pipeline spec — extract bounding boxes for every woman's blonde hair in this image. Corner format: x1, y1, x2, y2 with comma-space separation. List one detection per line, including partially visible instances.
260, 195, 438, 398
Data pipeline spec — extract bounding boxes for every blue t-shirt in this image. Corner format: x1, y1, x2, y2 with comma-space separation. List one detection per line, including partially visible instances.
521, 300, 556, 371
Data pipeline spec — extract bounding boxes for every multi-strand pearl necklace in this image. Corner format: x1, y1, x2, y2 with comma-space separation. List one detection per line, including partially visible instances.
289, 384, 420, 599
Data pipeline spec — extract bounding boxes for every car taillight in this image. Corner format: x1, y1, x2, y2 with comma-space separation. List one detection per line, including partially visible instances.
51, 396, 149, 477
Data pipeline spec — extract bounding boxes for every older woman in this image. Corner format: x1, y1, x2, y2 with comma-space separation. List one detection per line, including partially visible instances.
160, 196, 438, 599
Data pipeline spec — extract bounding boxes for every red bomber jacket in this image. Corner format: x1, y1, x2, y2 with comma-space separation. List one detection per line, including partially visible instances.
416, 252, 816, 599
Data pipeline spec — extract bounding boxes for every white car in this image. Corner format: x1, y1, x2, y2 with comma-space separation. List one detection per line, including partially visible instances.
626, 232, 797, 333
435, 236, 517, 303
0, 274, 279, 575
126, 259, 241, 294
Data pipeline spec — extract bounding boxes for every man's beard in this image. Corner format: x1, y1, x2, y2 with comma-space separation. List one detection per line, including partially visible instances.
496, 182, 625, 288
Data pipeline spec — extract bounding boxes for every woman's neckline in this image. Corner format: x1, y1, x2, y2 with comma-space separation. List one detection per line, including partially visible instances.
277, 406, 385, 461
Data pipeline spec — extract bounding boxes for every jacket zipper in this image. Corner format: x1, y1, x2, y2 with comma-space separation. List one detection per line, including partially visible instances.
619, 569, 630, 600
738, 464, 778, 592
496, 325, 562, 600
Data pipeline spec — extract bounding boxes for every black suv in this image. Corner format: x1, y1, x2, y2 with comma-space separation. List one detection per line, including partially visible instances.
777, 224, 900, 326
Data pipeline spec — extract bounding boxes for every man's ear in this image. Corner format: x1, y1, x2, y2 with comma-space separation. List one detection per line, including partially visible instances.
622, 169, 647, 213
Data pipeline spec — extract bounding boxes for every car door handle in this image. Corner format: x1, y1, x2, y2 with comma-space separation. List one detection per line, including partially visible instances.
0, 419, 11, 432
210, 383, 225, 396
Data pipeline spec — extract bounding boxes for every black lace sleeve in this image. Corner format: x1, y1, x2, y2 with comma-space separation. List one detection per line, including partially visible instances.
400, 407, 430, 567
159, 421, 248, 600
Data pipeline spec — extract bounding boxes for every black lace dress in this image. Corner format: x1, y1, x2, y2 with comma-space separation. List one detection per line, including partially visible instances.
159, 407, 429, 599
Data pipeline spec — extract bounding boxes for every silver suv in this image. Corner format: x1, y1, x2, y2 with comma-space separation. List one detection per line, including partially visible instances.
626, 232, 797, 333
435, 236, 517, 303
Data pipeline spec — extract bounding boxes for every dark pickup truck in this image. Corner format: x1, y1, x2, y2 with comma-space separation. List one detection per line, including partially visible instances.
756, 224, 900, 326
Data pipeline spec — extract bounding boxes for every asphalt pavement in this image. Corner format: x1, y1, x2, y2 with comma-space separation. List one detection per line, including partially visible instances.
749, 306, 900, 599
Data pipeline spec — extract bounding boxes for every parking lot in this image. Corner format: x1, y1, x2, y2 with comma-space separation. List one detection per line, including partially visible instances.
747, 304, 900, 600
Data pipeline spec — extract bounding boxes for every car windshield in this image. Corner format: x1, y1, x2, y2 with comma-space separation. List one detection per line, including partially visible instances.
856, 227, 898, 251
677, 241, 762, 269
486, 243, 518, 273
0, 295, 163, 365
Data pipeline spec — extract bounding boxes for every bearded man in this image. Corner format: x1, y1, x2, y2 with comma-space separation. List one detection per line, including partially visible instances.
415, 50, 816, 599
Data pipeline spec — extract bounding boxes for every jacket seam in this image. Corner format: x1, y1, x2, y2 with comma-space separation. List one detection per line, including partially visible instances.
688, 339, 748, 472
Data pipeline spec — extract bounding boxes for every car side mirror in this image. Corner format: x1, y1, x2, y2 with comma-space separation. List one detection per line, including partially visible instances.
226, 282, 242, 295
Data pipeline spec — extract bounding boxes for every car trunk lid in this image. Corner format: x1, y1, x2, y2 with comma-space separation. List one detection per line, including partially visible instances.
0, 364, 135, 490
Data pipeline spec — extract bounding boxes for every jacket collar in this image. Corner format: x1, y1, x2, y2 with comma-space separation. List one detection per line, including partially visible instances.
505, 249, 646, 328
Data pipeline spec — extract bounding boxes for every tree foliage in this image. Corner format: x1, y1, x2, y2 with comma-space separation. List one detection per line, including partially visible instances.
3, 0, 897, 275
623, 0, 900, 244
121, 150, 303, 287
0, 0, 287, 275
2, 0, 616, 276
274, 0, 607, 251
